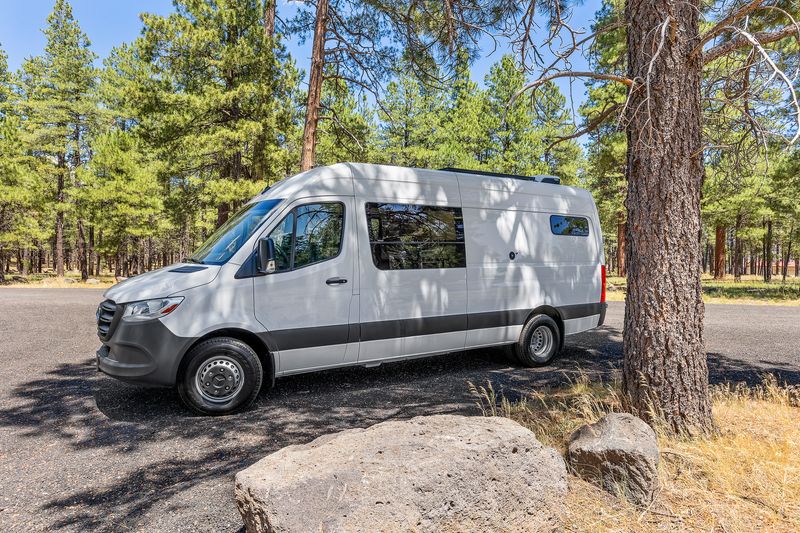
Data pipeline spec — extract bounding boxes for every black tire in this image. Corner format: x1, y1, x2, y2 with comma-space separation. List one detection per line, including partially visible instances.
510, 314, 561, 367
177, 337, 263, 415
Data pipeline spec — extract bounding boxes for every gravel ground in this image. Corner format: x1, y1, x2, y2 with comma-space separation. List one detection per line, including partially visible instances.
0, 288, 798, 532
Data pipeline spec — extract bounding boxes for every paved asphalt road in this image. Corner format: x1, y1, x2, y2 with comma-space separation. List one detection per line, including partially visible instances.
1, 288, 798, 532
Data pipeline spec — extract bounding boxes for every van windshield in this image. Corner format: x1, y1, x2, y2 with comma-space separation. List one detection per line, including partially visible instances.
188, 199, 282, 265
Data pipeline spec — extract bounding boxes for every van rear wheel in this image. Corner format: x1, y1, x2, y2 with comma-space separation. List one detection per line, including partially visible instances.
512, 315, 561, 367
177, 337, 263, 415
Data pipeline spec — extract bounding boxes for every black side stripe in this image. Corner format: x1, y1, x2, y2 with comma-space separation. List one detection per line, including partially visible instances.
360, 314, 468, 342
261, 303, 605, 352
558, 302, 606, 320
466, 309, 530, 330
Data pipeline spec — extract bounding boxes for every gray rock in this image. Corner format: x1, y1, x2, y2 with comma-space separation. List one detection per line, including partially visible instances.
567, 412, 659, 505
62, 277, 76, 284
235, 414, 567, 533
11, 275, 29, 283
86, 278, 101, 284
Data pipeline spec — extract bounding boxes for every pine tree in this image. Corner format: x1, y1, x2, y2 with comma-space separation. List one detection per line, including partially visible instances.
484, 55, 579, 178
78, 130, 162, 275
134, 0, 301, 230
439, 51, 490, 169
17, 0, 97, 278
581, 0, 628, 273
315, 77, 374, 165
1, 47, 48, 276
376, 71, 447, 167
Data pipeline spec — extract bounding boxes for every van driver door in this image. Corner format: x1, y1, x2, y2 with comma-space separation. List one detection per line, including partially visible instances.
253, 196, 359, 374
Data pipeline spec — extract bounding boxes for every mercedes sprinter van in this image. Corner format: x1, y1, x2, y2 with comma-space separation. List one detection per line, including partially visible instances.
96, 163, 606, 414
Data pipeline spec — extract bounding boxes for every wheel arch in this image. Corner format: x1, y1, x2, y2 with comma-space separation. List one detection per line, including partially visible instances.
528, 305, 565, 348
177, 328, 275, 387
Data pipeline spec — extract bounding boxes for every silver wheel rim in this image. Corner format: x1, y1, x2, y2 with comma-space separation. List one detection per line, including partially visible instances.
195, 355, 244, 403
529, 325, 554, 359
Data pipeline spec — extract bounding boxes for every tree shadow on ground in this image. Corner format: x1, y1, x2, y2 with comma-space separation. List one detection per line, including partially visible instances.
2, 322, 798, 531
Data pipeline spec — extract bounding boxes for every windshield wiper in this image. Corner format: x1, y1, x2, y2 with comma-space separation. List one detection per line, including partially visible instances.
185, 257, 205, 264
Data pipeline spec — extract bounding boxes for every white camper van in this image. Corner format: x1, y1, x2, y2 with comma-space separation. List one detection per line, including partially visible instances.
96, 163, 606, 414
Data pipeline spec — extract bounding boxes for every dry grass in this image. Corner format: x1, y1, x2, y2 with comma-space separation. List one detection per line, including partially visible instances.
469, 374, 800, 532
0, 273, 116, 288
606, 275, 800, 306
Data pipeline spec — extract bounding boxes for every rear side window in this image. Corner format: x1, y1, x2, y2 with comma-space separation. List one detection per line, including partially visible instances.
366, 203, 466, 270
550, 215, 590, 237
266, 202, 344, 271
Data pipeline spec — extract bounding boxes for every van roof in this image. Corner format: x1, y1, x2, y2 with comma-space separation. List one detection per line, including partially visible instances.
253, 163, 595, 215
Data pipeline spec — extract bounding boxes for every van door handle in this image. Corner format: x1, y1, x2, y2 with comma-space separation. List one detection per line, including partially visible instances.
326, 277, 348, 285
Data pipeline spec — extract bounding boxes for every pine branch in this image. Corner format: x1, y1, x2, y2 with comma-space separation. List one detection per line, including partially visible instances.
703, 24, 800, 64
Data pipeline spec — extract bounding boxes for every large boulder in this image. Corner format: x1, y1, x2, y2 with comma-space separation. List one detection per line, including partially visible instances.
235, 414, 567, 533
567, 412, 659, 505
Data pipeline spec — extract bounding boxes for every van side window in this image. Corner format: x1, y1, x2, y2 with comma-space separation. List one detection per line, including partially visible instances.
294, 203, 344, 268
550, 215, 590, 237
267, 203, 344, 271
267, 212, 294, 272
366, 203, 466, 270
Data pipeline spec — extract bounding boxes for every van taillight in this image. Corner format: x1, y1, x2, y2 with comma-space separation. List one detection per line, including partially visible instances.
601, 265, 606, 303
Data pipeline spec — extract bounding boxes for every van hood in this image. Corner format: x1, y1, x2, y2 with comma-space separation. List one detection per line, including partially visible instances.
103, 264, 221, 303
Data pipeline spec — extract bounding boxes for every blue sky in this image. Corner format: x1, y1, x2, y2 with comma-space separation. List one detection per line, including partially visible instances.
1, 0, 601, 117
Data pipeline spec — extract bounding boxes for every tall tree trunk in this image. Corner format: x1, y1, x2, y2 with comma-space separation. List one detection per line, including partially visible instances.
77, 220, 88, 281
147, 237, 154, 272
21, 247, 30, 276
299, 0, 329, 172
622, 0, 713, 435
733, 214, 742, 282
713, 225, 725, 279
263, 0, 275, 38
88, 226, 96, 278
95, 229, 102, 276
782, 228, 792, 281
37, 243, 44, 273
764, 219, 772, 282
55, 156, 66, 277
616, 213, 626, 277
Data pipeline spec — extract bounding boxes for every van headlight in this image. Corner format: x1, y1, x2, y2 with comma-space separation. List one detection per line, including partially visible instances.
122, 297, 184, 321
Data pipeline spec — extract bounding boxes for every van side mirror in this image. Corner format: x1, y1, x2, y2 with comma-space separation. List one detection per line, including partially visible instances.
257, 238, 277, 274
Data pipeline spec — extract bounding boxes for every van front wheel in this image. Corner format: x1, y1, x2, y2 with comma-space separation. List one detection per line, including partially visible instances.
512, 315, 561, 367
177, 337, 263, 415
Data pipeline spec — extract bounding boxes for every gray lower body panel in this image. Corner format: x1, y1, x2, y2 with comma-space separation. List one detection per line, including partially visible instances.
97, 302, 605, 387
97, 319, 194, 387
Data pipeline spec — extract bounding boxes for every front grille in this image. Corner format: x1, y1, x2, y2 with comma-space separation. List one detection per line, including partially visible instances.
97, 300, 120, 340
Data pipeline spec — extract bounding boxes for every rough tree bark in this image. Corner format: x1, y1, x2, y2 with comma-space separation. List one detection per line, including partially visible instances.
713, 225, 725, 279
299, 0, 329, 172
616, 213, 626, 277
263, 0, 275, 38
622, 0, 714, 435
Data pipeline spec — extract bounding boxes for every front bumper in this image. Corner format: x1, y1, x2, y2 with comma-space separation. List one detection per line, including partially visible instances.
96, 317, 194, 387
